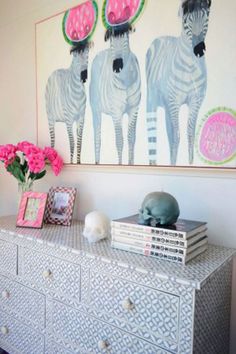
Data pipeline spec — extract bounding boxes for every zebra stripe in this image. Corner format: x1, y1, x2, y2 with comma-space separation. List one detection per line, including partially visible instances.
147, 112, 157, 159
146, 5, 211, 165
45, 49, 89, 164
90, 32, 141, 165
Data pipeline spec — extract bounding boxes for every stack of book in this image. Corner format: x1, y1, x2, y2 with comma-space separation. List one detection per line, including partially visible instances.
111, 215, 208, 264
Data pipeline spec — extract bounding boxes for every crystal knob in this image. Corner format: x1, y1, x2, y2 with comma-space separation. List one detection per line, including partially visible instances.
122, 297, 134, 311
98, 339, 108, 350
0, 326, 9, 335
42, 269, 52, 279
1, 290, 10, 299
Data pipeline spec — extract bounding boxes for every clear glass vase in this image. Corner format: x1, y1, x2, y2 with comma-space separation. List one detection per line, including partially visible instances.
18, 180, 34, 206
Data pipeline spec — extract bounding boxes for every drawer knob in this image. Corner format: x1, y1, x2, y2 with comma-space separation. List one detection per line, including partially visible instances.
98, 339, 108, 350
42, 269, 52, 279
122, 297, 134, 311
0, 326, 9, 335
1, 290, 10, 299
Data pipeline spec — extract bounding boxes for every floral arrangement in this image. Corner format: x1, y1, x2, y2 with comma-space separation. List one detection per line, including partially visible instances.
0, 141, 63, 189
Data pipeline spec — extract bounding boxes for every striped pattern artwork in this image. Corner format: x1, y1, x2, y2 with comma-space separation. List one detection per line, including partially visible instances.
90, 31, 141, 165
146, 0, 211, 165
45, 49, 88, 164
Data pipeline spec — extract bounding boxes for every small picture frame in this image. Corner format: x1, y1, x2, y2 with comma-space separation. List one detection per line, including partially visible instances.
16, 192, 48, 229
44, 187, 76, 226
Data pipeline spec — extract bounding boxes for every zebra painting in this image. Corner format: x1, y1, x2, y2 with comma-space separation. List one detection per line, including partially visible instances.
89, 0, 145, 165
46, 46, 89, 164
45, 1, 98, 164
146, 0, 212, 165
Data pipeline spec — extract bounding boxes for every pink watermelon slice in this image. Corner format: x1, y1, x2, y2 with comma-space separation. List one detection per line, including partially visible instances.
63, 0, 98, 45
102, 0, 145, 28
197, 107, 236, 164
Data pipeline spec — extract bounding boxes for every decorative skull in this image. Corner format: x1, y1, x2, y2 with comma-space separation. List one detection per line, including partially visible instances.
138, 192, 180, 227
83, 211, 110, 243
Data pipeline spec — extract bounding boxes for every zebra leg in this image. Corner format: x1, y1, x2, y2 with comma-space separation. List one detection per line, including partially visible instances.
76, 117, 84, 164
66, 123, 75, 164
92, 110, 102, 164
165, 104, 180, 165
146, 89, 158, 165
146, 111, 157, 165
48, 122, 55, 148
113, 118, 123, 165
187, 100, 202, 164
127, 110, 138, 165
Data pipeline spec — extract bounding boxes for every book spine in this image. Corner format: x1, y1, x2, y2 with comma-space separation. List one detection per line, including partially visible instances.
111, 234, 188, 255
111, 229, 187, 247
111, 221, 187, 240
111, 240, 185, 264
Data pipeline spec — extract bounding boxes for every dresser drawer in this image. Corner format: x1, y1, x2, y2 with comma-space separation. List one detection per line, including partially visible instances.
0, 240, 17, 276
0, 275, 45, 330
89, 272, 179, 349
0, 310, 44, 354
50, 300, 171, 354
21, 248, 81, 300
46, 340, 76, 354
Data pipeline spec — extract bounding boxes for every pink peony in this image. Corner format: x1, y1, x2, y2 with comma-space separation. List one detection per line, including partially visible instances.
0, 144, 17, 164
51, 156, 64, 176
27, 150, 45, 174
44, 147, 63, 176
17, 141, 35, 155
44, 147, 58, 162
0, 141, 63, 181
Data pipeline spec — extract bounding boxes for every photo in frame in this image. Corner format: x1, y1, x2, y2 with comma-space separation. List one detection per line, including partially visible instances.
16, 192, 48, 229
44, 187, 76, 226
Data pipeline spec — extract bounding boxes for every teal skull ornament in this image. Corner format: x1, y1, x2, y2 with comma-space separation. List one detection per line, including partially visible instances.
138, 192, 180, 227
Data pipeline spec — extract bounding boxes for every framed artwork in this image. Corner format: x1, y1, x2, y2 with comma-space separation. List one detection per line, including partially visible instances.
36, 0, 236, 169
44, 187, 76, 226
16, 192, 48, 229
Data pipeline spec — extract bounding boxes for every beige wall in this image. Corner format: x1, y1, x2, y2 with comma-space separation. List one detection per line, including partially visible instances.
0, 1, 235, 352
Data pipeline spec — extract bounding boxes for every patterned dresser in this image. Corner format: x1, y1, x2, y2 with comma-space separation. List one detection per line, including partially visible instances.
0, 216, 235, 354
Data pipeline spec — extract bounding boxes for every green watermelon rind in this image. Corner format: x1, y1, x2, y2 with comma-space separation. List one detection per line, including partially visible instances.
62, 0, 98, 46
102, 0, 145, 29
196, 106, 236, 165
131, 0, 146, 26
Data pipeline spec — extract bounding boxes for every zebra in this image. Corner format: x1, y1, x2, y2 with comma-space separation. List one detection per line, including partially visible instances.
89, 25, 141, 165
146, 0, 212, 165
45, 45, 89, 164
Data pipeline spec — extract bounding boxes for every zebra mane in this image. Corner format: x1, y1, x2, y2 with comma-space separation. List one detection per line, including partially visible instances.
70, 40, 92, 54
104, 23, 134, 42
182, 0, 211, 15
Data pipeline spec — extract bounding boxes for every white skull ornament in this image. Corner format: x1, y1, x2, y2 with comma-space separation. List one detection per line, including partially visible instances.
83, 211, 110, 243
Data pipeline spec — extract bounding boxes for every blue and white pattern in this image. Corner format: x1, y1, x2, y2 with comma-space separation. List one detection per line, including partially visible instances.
45, 48, 89, 164
194, 260, 232, 354
90, 32, 141, 164
146, 0, 211, 165
48, 299, 164, 354
0, 239, 17, 276
0, 216, 235, 354
0, 310, 44, 354
0, 274, 45, 331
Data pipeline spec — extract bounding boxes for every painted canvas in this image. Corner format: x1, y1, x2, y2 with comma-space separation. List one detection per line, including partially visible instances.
36, 0, 236, 168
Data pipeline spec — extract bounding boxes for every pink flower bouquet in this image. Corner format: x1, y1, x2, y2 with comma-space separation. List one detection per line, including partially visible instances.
0, 141, 63, 187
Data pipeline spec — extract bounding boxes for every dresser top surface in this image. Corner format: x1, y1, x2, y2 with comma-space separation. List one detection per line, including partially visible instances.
0, 215, 235, 289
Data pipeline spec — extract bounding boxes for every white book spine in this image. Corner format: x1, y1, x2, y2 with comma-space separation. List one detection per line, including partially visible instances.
112, 234, 186, 255
111, 240, 185, 264
111, 228, 188, 247
111, 234, 208, 256
111, 228, 207, 248
111, 241, 208, 265
111, 221, 189, 240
